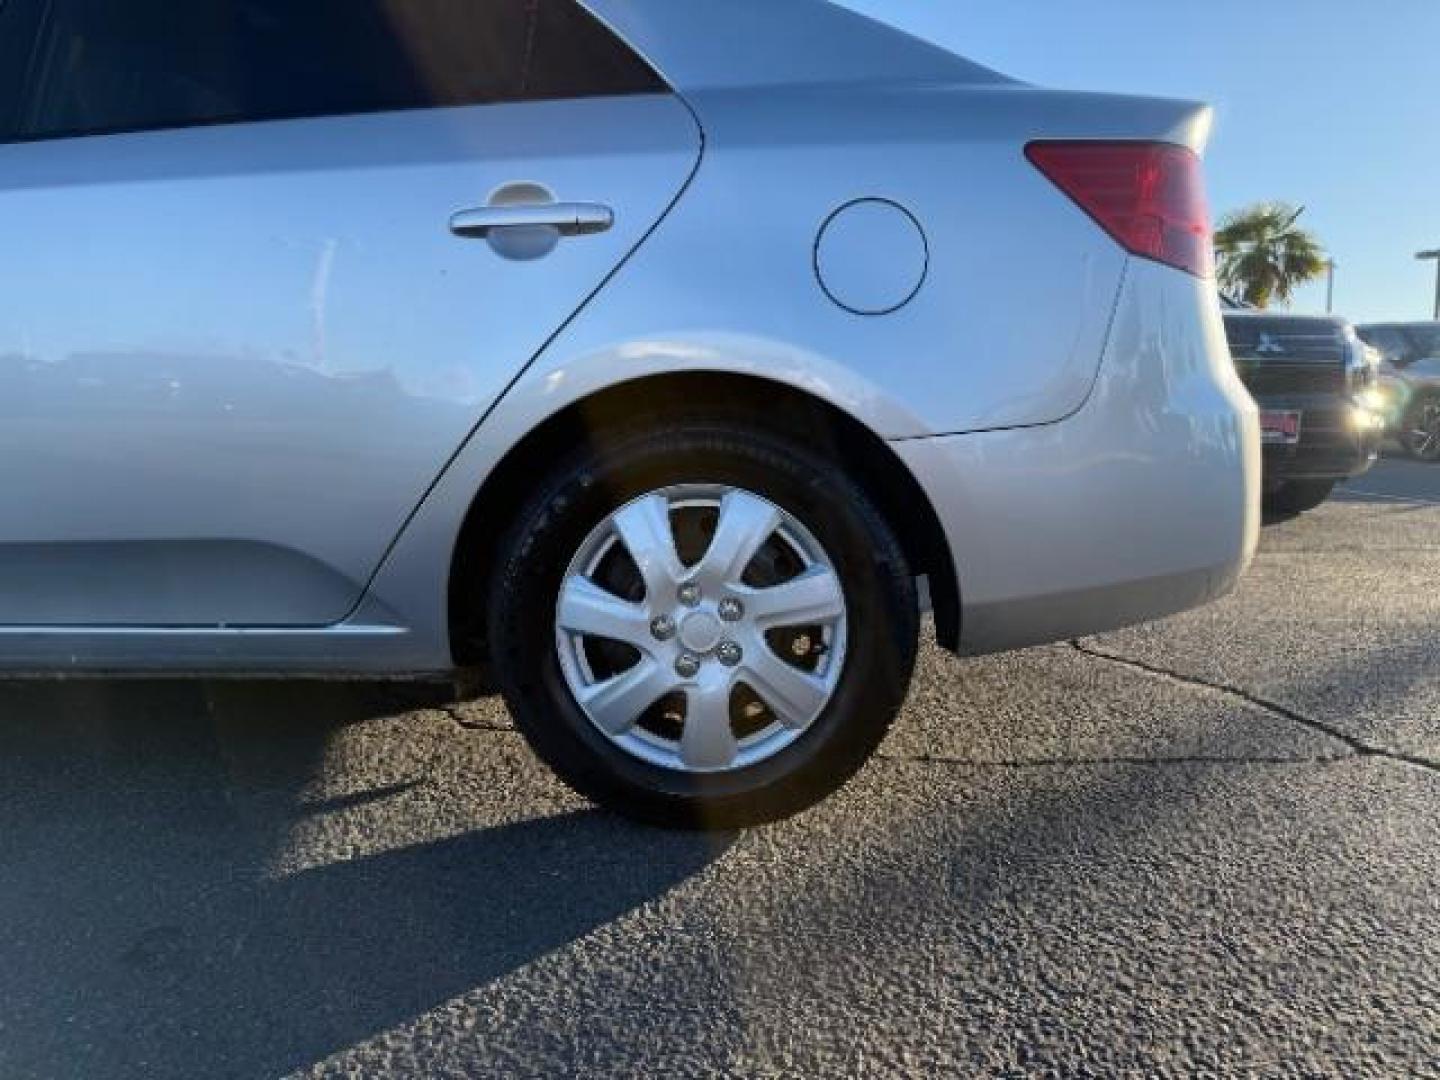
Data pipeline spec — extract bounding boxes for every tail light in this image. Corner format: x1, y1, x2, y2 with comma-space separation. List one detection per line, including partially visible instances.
1026, 141, 1213, 278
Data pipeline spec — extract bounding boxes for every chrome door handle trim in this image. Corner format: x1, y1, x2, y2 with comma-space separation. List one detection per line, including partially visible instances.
449, 202, 614, 239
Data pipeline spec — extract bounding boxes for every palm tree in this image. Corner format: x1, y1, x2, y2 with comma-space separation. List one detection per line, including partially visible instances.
1213, 203, 1327, 308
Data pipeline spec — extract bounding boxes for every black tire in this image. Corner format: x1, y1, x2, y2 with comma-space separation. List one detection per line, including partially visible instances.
1263, 479, 1336, 515
1400, 394, 1440, 462
486, 421, 919, 830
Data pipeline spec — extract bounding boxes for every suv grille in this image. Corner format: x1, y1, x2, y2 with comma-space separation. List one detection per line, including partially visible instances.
1235, 361, 1347, 396
1223, 315, 1347, 396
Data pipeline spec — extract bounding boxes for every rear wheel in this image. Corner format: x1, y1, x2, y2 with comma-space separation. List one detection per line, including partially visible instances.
1400, 394, 1440, 462
1263, 478, 1336, 515
487, 421, 918, 829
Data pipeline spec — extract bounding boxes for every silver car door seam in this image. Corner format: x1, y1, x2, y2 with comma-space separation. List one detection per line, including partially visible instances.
334, 91, 710, 628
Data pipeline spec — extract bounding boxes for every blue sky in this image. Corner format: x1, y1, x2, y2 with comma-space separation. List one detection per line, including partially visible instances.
838, 0, 1440, 322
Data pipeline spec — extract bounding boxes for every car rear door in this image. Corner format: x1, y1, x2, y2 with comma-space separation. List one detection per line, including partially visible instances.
0, 0, 698, 626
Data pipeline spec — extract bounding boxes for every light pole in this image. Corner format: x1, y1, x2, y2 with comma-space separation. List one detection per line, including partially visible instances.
1325, 259, 1337, 314
1420, 249, 1440, 320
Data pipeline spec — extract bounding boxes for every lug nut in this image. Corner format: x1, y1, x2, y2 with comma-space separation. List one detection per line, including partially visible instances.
650, 615, 676, 641
716, 641, 743, 667
718, 598, 744, 622
675, 653, 702, 679
677, 583, 702, 607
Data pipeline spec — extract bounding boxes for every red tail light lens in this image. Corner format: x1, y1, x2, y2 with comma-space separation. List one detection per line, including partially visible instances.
1026, 141, 1213, 278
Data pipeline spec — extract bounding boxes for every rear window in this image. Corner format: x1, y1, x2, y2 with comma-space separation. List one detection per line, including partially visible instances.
0, 0, 664, 144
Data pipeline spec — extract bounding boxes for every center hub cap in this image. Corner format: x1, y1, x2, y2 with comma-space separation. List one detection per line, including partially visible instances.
678, 610, 724, 654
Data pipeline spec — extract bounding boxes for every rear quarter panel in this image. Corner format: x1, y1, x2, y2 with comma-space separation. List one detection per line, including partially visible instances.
552, 83, 1135, 436
488, 82, 1215, 439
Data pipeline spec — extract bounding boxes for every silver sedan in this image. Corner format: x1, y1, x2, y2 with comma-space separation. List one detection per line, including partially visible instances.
0, 0, 1257, 825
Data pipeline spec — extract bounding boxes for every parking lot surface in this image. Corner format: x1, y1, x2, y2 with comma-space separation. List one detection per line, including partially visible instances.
1, 460, 1437, 1078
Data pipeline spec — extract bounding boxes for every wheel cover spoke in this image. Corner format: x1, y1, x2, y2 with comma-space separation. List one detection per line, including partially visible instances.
743, 565, 845, 628
611, 494, 685, 604
738, 642, 831, 731
692, 490, 781, 589
577, 658, 672, 736
557, 575, 652, 649
681, 682, 740, 770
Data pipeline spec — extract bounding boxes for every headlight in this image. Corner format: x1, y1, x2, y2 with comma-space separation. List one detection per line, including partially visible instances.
1359, 379, 1411, 428
1350, 406, 1387, 431
1358, 387, 1389, 413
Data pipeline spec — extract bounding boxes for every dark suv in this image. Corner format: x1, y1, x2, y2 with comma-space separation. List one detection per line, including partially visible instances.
1221, 298, 1381, 513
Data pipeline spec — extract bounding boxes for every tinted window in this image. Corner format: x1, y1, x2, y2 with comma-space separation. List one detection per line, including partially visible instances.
0, 1, 40, 139
525, 0, 661, 100
0, 0, 664, 144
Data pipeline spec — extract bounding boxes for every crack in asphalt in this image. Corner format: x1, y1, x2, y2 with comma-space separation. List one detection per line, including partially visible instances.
1070, 639, 1440, 776
441, 703, 514, 733
876, 752, 1344, 768
418, 646, 1439, 776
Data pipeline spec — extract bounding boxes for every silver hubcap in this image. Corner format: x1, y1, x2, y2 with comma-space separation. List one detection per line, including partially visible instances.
554, 485, 849, 774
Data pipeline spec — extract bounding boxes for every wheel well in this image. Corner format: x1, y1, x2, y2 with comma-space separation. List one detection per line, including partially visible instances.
447, 373, 960, 664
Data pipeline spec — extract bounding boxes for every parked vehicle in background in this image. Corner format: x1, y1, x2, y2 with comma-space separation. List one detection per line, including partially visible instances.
0, 0, 1258, 827
1356, 322, 1440, 461
1220, 296, 1380, 513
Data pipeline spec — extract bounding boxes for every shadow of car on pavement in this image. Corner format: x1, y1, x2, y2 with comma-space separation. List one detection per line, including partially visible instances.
0, 681, 727, 1078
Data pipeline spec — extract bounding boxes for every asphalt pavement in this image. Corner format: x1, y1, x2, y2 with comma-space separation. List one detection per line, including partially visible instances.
1, 459, 1437, 1078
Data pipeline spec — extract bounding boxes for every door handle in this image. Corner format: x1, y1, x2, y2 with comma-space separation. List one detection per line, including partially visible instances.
449, 202, 614, 240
